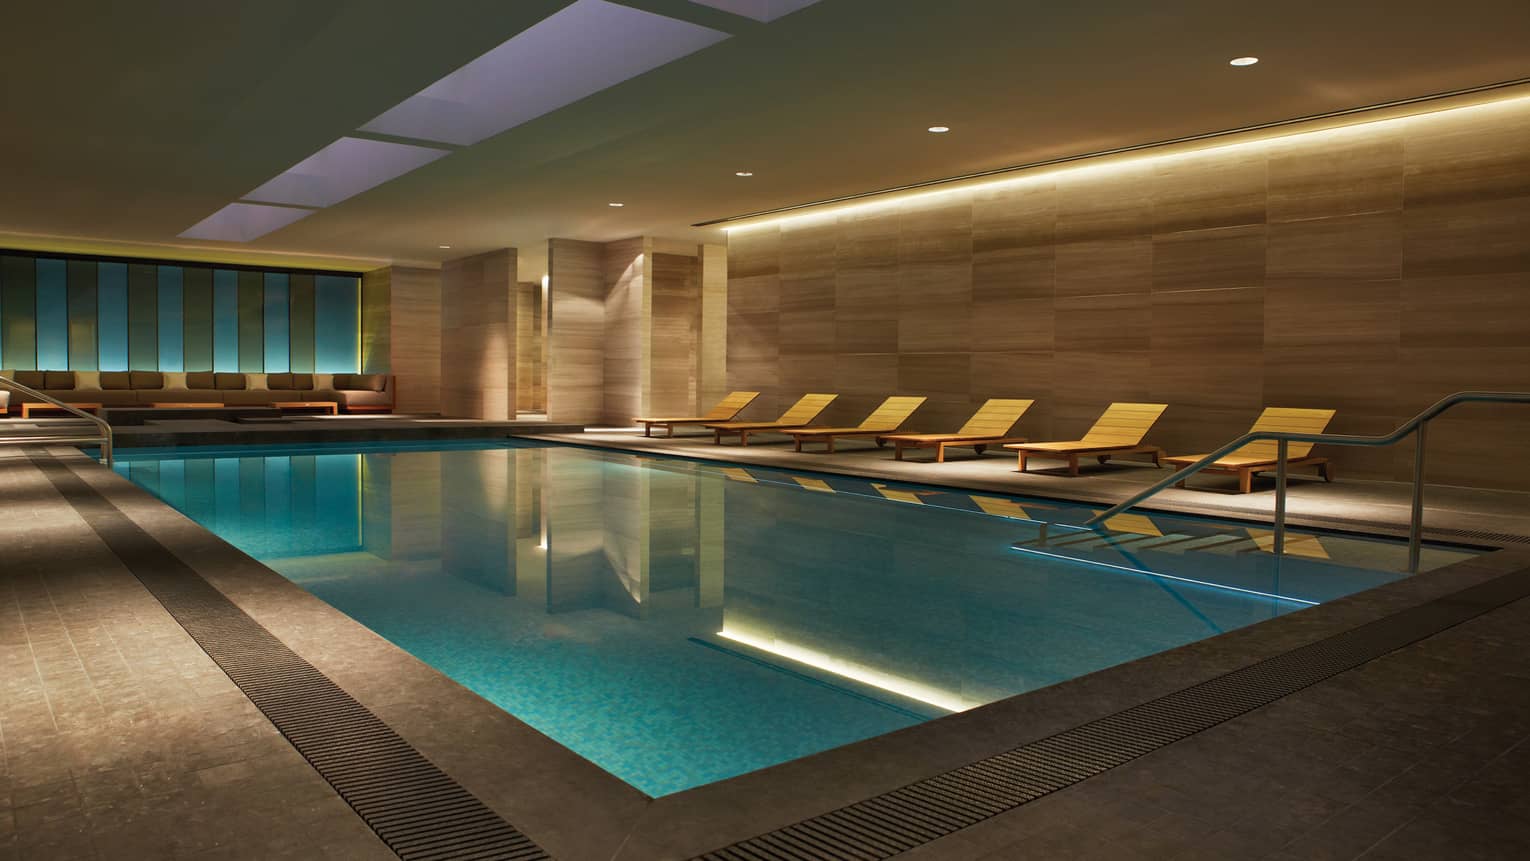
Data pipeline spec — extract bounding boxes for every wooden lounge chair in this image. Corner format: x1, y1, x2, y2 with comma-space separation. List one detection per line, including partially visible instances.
1005, 403, 1168, 476
633, 391, 761, 437
786, 396, 928, 453
705, 393, 838, 445
1164, 407, 1337, 493
878, 398, 1035, 462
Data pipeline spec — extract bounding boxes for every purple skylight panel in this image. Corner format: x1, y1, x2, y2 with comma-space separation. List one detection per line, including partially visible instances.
686, 0, 823, 22
360, 0, 729, 146
243, 137, 450, 208
179, 203, 314, 242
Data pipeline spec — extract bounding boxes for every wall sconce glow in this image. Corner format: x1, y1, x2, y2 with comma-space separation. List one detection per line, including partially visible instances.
1229, 56, 1259, 66
926, 125, 951, 133
735, 171, 754, 177
541, 274, 549, 289
717, 628, 970, 712
608, 202, 625, 207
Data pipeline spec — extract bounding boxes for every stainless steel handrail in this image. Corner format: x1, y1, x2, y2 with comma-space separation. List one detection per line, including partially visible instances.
0, 375, 114, 466
1085, 391, 1530, 573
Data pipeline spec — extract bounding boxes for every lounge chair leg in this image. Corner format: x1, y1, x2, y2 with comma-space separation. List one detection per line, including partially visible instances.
974, 444, 986, 455
740, 432, 749, 447
1068, 455, 1079, 476
666, 425, 674, 438
895, 443, 905, 461
1321, 462, 1335, 482
1239, 469, 1253, 494
643, 424, 651, 437
713, 430, 722, 445
826, 438, 835, 454
875, 437, 887, 448
936, 444, 946, 464
1097, 455, 1111, 464
1172, 463, 1187, 489
1017, 452, 1029, 472
794, 438, 802, 452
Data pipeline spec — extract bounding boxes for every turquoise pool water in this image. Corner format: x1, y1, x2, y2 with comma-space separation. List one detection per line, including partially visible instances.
113, 440, 1468, 796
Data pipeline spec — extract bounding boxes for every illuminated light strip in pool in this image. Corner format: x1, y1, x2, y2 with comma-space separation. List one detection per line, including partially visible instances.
717, 628, 970, 713
1009, 546, 1319, 607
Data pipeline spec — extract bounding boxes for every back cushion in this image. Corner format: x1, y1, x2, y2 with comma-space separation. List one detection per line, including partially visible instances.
130, 370, 164, 390
45, 371, 76, 389
14, 370, 46, 388
215, 373, 247, 390
186, 371, 216, 389
330, 374, 353, 389
341, 374, 386, 392
266, 372, 294, 390
100, 371, 132, 390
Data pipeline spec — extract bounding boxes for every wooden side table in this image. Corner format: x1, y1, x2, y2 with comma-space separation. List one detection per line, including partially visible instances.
20, 402, 103, 418
273, 401, 339, 415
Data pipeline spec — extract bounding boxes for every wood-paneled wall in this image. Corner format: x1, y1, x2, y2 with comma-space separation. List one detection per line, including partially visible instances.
383, 266, 442, 414
515, 280, 545, 413
651, 251, 701, 417
441, 248, 515, 419
603, 237, 649, 422
547, 239, 605, 422
727, 97, 1530, 489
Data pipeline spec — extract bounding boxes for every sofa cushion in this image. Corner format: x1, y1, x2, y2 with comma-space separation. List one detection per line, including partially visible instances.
130, 370, 164, 390
334, 373, 386, 392
336, 389, 391, 408
44, 371, 75, 389
100, 371, 132, 390
186, 371, 216, 389
14, 370, 44, 388
265, 372, 315, 391
215, 373, 247, 390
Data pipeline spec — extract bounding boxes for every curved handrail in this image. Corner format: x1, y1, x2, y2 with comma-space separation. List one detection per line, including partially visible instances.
0, 375, 114, 466
1088, 391, 1530, 527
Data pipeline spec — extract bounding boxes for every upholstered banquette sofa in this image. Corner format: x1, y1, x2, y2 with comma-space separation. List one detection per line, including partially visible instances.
0, 370, 393, 413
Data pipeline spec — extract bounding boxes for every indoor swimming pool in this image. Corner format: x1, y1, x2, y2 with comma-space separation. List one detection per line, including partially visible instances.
113, 440, 1473, 796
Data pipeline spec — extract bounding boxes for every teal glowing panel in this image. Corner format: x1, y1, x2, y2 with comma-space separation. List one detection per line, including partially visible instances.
67, 261, 98, 370
157, 266, 184, 372
314, 275, 359, 373
288, 273, 315, 373
97, 263, 129, 371
237, 270, 263, 372
263, 273, 289, 372
127, 264, 158, 370
35, 258, 69, 370
1, 256, 37, 369
213, 270, 239, 372
182, 267, 213, 371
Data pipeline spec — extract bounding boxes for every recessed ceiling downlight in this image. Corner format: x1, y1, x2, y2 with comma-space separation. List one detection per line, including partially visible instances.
735, 171, 754, 177
927, 125, 951, 133
1229, 56, 1259, 66
438, 245, 452, 249
609, 202, 625, 207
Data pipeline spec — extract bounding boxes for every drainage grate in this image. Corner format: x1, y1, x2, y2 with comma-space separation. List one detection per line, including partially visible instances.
1425, 527, 1530, 546
32, 452, 549, 861
696, 565, 1530, 860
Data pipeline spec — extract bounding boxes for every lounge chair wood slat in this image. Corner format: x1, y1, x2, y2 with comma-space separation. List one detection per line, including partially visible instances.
878, 399, 1036, 462
1164, 407, 1337, 492
1005, 402, 1168, 475
634, 391, 761, 437
788, 396, 927, 453
705, 394, 838, 445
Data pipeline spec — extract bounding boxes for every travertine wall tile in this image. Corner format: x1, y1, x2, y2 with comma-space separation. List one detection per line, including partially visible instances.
727, 99, 1530, 488
440, 249, 515, 420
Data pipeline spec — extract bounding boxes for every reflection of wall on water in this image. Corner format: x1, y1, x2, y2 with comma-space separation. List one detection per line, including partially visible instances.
125, 453, 362, 558
717, 479, 1287, 708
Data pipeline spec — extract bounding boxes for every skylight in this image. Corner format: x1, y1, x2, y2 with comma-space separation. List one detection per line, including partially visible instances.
360, 0, 729, 147
686, 0, 823, 22
243, 137, 451, 208
179, 203, 315, 242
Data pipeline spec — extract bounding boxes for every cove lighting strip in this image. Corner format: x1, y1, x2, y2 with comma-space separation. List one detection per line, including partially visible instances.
717, 627, 970, 712
705, 81, 1530, 232
1010, 546, 1318, 607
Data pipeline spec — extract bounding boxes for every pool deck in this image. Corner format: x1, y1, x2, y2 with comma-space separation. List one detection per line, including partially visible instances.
4, 435, 1530, 859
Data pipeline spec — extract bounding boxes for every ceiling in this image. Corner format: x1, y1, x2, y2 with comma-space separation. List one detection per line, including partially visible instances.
3, 0, 1528, 276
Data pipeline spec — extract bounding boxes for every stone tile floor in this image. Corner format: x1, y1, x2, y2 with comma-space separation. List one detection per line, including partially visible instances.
4, 439, 1530, 859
